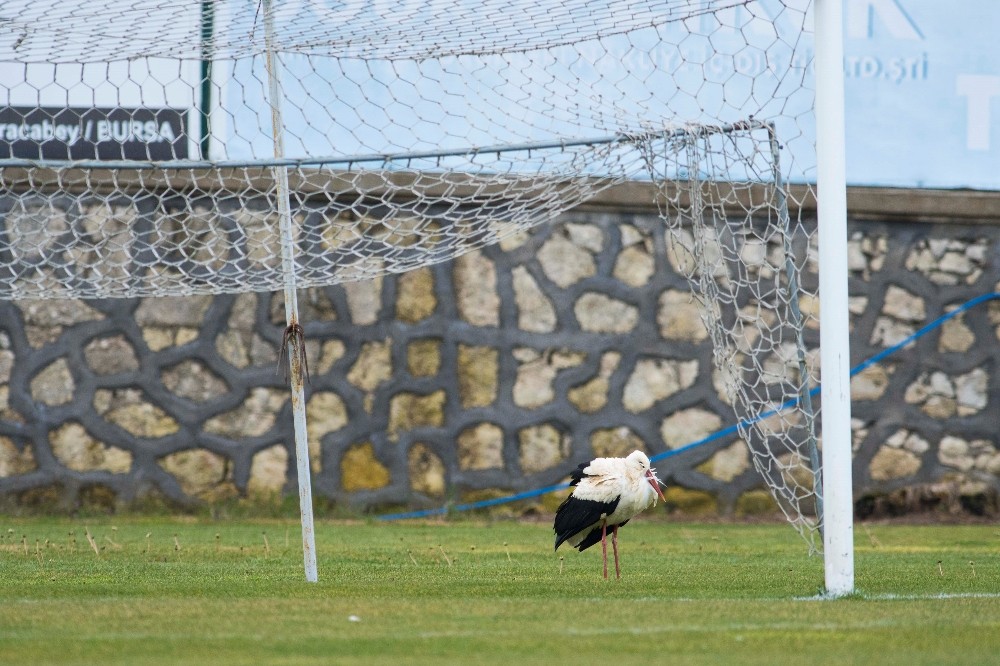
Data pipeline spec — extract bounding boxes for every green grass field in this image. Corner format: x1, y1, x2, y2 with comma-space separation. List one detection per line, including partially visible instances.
1, 516, 998, 665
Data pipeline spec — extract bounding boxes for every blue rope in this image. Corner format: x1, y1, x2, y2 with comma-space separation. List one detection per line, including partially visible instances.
377, 292, 1000, 521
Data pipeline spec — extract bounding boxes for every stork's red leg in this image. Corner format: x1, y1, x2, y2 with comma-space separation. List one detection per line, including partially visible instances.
612, 524, 621, 580
600, 520, 608, 579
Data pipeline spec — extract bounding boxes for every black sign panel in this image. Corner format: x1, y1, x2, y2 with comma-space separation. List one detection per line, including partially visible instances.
0, 107, 189, 161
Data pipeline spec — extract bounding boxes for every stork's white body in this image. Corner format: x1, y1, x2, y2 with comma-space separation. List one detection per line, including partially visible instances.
553, 450, 665, 579
561, 456, 660, 547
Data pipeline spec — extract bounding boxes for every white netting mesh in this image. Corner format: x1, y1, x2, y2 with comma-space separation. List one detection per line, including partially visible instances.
1, 1, 822, 546
3, 1, 748, 62
640, 123, 821, 552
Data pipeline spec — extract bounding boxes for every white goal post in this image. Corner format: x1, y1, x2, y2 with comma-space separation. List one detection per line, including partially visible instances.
814, 0, 855, 597
0, 0, 853, 594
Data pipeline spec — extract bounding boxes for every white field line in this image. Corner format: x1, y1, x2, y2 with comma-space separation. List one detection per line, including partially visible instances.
612, 592, 1000, 603
794, 592, 1000, 602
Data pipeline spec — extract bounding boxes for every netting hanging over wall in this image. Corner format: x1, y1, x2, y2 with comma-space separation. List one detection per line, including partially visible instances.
640, 123, 822, 552
0, 0, 815, 301
0, 138, 653, 299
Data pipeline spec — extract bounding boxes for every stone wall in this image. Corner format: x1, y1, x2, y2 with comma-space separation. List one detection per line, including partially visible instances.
1, 185, 999, 516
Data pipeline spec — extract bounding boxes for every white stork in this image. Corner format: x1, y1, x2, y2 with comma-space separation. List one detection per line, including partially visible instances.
553, 450, 666, 579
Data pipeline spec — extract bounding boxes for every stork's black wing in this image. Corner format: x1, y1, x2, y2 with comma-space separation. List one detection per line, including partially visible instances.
553, 494, 620, 551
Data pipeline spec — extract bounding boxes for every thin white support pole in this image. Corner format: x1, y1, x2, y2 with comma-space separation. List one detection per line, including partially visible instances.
263, 0, 318, 583
814, 0, 854, 596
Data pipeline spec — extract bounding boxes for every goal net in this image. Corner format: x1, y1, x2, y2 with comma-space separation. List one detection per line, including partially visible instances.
1, 1, 828, 562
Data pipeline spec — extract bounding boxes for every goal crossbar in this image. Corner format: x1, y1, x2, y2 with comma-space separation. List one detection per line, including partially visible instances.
0, 122, 767, 172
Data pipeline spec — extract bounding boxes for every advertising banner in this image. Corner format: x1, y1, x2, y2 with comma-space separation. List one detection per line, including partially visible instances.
0, 107, 188, 161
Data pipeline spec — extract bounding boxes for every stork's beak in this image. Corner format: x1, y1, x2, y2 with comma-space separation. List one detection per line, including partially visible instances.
646, 470, 666, 503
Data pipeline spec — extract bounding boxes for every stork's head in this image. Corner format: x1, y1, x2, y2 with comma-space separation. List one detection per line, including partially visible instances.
625, 450, 666, 505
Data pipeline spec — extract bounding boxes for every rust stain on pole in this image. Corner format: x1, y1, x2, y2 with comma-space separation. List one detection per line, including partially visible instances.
279, 319, 310, 389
